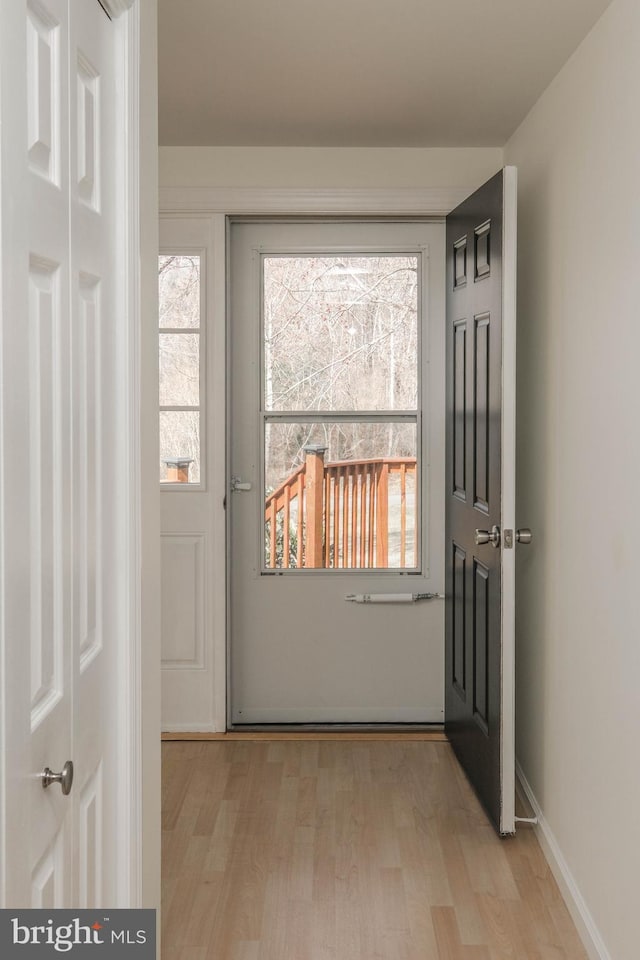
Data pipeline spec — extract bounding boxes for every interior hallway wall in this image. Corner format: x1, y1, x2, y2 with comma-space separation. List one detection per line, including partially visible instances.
504, 1, 640, 957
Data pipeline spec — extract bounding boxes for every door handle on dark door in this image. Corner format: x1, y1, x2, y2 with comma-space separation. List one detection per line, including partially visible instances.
516, 528, 533, 544
475, 525, 501, 548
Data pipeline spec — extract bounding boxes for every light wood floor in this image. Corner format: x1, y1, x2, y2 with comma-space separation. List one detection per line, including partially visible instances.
162, 740, 587, 960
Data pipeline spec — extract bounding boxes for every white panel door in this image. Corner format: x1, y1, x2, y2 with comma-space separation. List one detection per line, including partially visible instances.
0, 0, 124, 906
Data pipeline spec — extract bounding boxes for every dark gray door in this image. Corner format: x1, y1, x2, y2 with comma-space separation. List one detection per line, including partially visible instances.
445, 168, 518, 835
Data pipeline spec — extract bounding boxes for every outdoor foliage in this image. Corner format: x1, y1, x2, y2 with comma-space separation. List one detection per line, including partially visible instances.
158, 255, 201, 482
263, 255, 418, 490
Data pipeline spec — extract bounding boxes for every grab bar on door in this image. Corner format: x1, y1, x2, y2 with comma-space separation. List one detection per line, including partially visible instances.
344, 592, 445, 604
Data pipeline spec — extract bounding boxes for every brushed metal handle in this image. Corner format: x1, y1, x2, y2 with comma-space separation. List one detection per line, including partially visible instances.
516, 528, 533, 544
231, 476, 252, 492
475, 525, 501, 548
41, 760, 74, 796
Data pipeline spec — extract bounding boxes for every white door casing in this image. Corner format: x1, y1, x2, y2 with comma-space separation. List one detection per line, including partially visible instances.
0, 0, 142, 907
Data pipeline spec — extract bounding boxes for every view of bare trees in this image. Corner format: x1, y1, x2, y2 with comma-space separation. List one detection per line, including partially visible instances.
263, 255, 418, 490
158, 255, 201, 482
157, 252, 421, 536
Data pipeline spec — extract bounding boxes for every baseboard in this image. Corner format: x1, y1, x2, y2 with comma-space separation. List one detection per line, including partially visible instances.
515, 761, 611, 960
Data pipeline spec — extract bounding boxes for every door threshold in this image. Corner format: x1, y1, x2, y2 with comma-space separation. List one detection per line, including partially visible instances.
163, 724, 447, 742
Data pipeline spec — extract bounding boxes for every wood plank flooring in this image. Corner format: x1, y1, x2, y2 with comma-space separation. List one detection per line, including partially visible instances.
162, 740, 587, 960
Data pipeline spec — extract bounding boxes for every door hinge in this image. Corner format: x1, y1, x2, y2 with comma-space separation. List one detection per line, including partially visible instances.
503, 529, 514, 549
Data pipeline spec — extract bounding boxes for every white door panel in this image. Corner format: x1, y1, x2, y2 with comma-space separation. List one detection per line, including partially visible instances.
229, 220, 445, 725
69, 0, 117, 905
1, 0, 127, 907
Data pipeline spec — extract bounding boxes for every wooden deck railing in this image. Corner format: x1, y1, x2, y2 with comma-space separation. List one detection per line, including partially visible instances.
264, 446, 417, 569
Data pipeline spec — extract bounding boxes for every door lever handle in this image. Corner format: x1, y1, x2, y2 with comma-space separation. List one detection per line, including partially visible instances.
231, 476, 252, 492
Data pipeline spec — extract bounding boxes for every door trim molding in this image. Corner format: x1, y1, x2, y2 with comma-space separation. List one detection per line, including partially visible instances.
119, 1, 144, 906
159, 186, 471, 217
500, 166, 518, 835
116, 2, 141, 906
159, 186, 476, 733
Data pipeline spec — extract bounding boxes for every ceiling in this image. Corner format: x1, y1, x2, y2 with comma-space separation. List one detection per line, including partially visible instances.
158, 0, 612, 147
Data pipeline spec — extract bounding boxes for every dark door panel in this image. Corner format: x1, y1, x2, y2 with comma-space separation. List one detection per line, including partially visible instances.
445, 169, 516, 835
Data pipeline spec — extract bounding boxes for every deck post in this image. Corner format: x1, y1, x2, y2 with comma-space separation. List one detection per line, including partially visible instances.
163, 457, 194, 483
303, 445, 326, 567
375, 462, 389, 567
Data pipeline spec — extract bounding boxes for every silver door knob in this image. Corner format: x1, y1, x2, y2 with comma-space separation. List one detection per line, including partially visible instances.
475, 525, 501, 548
41, 761, 74, 795
516, 528, 533, 544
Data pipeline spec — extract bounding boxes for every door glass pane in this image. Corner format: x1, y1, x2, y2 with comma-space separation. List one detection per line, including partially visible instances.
264, 421, 417, 570
159, 255, 200, 329
264, 256, 418, 411
159, 333, 200, 406
160, 411, 200, 483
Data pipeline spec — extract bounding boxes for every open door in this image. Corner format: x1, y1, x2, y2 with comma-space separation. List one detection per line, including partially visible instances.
445, 167, 519, 835
0, 0, 138, 905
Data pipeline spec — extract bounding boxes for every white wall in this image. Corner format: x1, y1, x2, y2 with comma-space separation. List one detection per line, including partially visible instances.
505, 1, 640, 958
159, 146, 503, 190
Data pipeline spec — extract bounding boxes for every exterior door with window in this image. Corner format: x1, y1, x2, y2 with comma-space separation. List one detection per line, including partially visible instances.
229, 220, 445, 724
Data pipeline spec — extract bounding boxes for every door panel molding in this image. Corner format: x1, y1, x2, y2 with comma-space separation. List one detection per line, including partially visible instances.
500, 166, 518, 835
160, 533, 206, 670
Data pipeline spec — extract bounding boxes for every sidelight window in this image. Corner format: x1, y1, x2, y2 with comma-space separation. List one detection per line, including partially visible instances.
158, 254, 203, 485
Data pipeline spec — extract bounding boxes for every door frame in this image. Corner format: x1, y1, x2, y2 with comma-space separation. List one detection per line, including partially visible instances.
159, 186, 474, 732
0, 0, 157, 909
116, 0, 144, 906
501, 167, 518, 830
